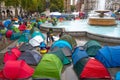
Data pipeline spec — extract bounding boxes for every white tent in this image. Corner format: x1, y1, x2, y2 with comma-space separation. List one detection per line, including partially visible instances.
72, 12, 79, 15
29, 36, 44, 47
50, 12, 61, 15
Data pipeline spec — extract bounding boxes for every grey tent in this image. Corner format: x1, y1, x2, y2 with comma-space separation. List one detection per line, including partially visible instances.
19, 43, 34, 52
18, 50, 42, 65
50, 46, 72, 57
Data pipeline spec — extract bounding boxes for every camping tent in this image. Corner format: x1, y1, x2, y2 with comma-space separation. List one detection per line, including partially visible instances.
0, 60, 34, 79
10, 32, 21, 40
83, 40, 102, 57
29, 36, 44, 47
50, 46, 72, 57
18, 50, 42, 65
73, 57, 111, 79
0, 28, 7, 35
3, 47, 21, 63
59, 34, 77, 49
6, 30, 13, 38
18, 24, 26, 31
19, 43, 34, 52
3, 19, 11, 28
31, 31, 45, 40
115, 71, 120, 80
51, 40, 72, 51
72, 46, 89, 65
48, 48, 71, 65
18, 33, 31, 43
95, 46, 120, 68
33, 54, 63, 80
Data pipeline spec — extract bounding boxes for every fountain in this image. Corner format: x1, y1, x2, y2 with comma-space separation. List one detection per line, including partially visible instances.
88, 0, 116, 26
40, 0, 120, 44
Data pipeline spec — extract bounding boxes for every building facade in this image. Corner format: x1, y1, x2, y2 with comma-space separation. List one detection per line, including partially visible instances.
76, 0, 97, 12
64, 0, 71, 13
76, 0, 120, 13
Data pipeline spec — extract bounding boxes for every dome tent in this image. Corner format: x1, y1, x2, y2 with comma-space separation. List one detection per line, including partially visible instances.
18, 50, 42, 65
49, 48, 71, 65
6, 30, 13, 38
95, 46, 120, 68
115, 71, 120, 80
51, 40, 72, 51
0, 28, 7, 35
31, 31, 45, 40
73, 58, 111, 79
59, 34, 77, 49
29, 36, 44, 47
19, 43, 34, 52
3, 19, 11, 28
18, 32, 31, 43
72, 46, 89, 65
10, 32, 21, 40
0, 60, 34, 79
83, 40, 102, 57
33, 54, 63, 80
3, 47, 21, 63
50, 46, 72, 57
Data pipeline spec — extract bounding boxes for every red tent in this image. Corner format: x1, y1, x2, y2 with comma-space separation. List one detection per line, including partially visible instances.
0, 60, 34, 79
18, 24, 26, 31
80, 58, 111, 79
6, 30, 13, 38
3, 47, 21, 63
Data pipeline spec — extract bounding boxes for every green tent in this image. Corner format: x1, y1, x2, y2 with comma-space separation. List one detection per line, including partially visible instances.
60, 34, 77, 49
84, 40, 102, 57
49, 48, 71, 65
12, 27, 20, 33
0, 28, 7, 35
33, 54, 63, 80
73, 57, 89, 76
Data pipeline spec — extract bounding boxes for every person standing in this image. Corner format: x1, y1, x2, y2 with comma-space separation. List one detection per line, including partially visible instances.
46, 28, 54, 45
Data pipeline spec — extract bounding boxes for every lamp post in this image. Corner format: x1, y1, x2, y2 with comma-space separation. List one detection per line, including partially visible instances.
45, 0, 50, 17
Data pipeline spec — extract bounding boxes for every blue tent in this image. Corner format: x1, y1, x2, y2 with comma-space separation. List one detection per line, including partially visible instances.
115, 71, 120, 80
18, 16, 23, 22
72, 46, 89, 65
95, 46, 120, 68
31, 31, 45, 40
51, 40, 72, 50
18, 33, 31, 43
37, 22, 42, 28
30, 19, 36, 23
3, 19, 11, 28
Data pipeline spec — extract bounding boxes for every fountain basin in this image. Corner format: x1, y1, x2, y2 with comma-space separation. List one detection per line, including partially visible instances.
88, 17, 116, 26
40, 20, 120, 44
95, 10, 110, 14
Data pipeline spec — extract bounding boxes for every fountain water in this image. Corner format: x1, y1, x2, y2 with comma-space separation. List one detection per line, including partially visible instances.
98, 0, 105, 10
88, 0, 116, 26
